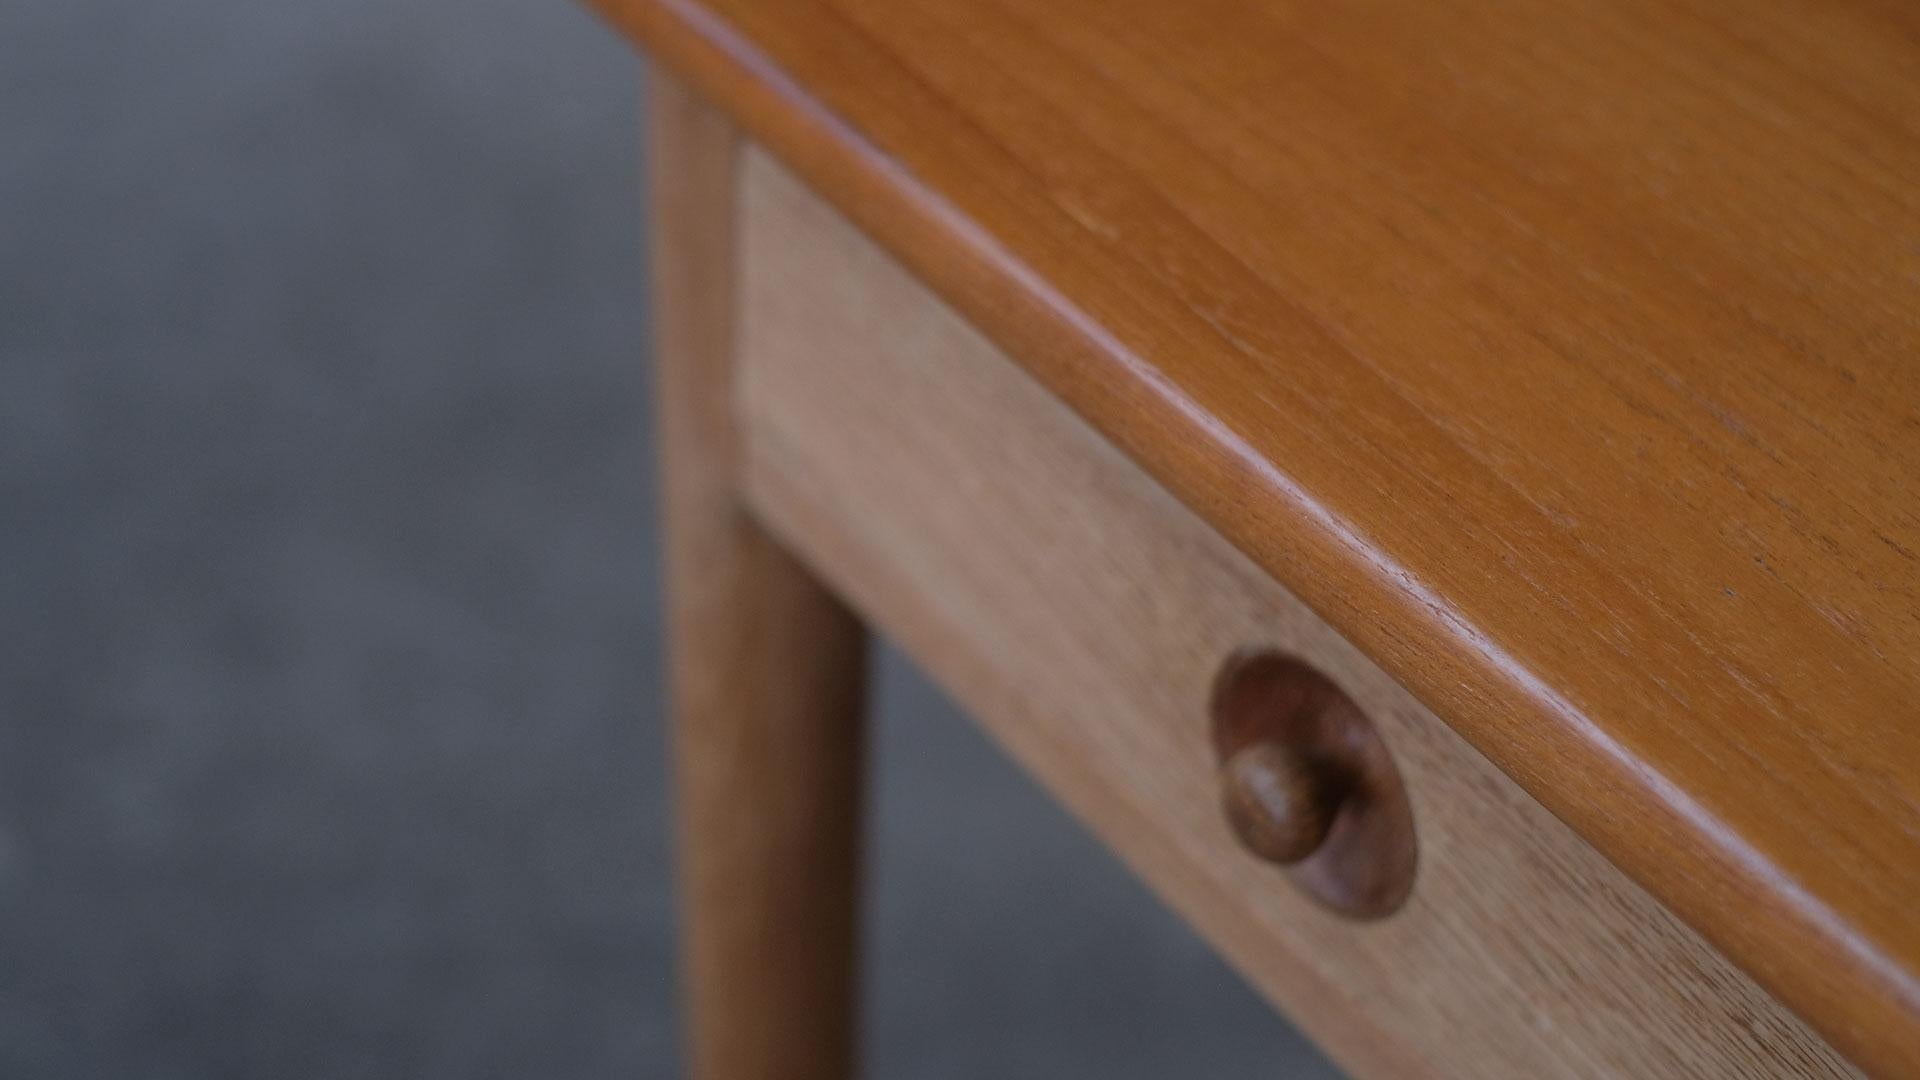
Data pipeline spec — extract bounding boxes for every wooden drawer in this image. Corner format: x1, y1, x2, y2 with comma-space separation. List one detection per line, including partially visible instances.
728, 146, 1852, 1078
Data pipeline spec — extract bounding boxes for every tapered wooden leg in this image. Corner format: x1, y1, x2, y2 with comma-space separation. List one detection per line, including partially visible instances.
648, 70, 869, 1080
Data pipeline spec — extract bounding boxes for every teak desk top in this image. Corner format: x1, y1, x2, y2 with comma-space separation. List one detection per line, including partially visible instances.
597, 0, 1920, 1071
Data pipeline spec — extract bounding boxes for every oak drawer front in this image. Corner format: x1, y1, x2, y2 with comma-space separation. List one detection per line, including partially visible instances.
728, 147, 1851, 1079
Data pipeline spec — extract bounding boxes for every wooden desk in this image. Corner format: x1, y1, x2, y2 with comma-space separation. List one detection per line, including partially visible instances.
597, 0, 1920, 1075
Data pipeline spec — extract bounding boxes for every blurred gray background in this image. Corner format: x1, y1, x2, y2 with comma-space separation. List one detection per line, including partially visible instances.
0, 0, 1337, 1076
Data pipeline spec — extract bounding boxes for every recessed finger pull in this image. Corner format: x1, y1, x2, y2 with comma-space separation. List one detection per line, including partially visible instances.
1211, 650, 1417, 919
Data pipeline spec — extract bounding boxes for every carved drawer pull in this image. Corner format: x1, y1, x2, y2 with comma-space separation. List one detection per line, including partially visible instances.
1212, 651, 1418, 919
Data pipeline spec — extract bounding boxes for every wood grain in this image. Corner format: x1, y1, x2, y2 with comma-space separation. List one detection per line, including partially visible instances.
648, 75, 869, 1080
595, 3, 1920, 1070
731, 148, 1860, 1078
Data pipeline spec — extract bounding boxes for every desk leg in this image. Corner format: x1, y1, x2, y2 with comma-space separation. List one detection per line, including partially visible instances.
649, 70, 869, 1080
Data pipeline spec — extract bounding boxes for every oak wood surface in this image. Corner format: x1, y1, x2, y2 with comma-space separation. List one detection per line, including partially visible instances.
648, 74, 869, 1080
731, 148, 1859, 1078
598, 2, 1920, 1069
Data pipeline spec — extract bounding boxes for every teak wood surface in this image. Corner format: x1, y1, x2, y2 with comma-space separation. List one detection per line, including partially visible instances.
649, 77, 869, 1080
601, 0, 1920, 1072
735, 146, 1858, 1077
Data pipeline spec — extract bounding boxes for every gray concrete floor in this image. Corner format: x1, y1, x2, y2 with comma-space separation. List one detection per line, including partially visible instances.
0, 0, 1339, 1076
